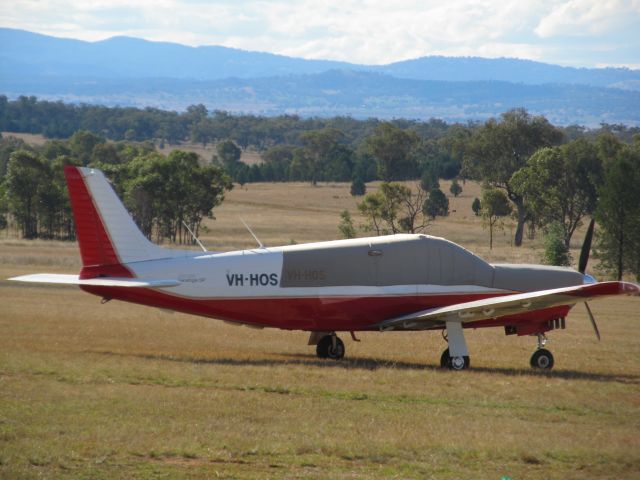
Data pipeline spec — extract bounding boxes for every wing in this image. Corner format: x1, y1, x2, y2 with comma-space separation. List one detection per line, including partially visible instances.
377, 281, 640, 331
8, 273, 180, 288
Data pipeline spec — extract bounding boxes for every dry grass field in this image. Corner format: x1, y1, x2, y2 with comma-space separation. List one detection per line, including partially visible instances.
1, 180, 639, 479
158, 141, 264, 166
1, 132, 264, 165
1, 132, 49, 147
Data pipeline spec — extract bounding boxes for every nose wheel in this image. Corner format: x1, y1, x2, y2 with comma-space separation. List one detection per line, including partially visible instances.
440, 348, 470, 370
530, 333, 554, 369
530, 348, 554, 369
439, 322, 470, 370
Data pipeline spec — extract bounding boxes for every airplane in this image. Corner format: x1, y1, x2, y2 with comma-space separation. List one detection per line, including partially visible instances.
9, 166, 640, 371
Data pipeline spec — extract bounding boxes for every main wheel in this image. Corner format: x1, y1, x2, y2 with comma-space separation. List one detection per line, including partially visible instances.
530, 348, 554, 370
316, 335, 345, 360
440, 348, 470, 370
316, 336, 330, 358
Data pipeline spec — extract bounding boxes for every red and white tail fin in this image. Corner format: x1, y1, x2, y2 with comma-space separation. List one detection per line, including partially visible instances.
64, 166, 183, 277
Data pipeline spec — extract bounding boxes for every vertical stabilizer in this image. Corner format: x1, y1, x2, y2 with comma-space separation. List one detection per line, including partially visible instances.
64, 166, 181, 274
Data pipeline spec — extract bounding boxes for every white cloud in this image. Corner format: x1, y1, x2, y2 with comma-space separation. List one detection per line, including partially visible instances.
535, 0, 640, 38
1, 0, 638, 67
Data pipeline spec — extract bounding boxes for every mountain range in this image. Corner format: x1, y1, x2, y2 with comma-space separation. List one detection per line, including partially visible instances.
1, 27, 639, 126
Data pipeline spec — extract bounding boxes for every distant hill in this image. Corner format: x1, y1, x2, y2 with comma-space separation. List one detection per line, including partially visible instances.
0, 28, 353, 79
1, 28, 639, 125
378, 57, 640, 91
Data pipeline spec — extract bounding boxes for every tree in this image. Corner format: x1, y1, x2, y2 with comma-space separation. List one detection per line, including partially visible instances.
91, 143, 121, 165
464, 108, 563, 246
190, 118, 214, 147
449, 179, 462, 197
350, 176, 366, 196
511, 140, 602, 247
288, 147, 313, 181
338, 210, 356, 239
3, 150, 47, 238
481, 188, 512, 249
472, 198, 481, 216
423, 188, 449, 219
299, 128, 344, 185
357, 182, 429, 235
420, 165, 439, 192
262, 145, 295, 180
543, 223, 571, 266
2, 146, 78, 240
357, 190, 386, 235
215, 139, 242, 180
123, 150, 233, 243
216, 139, 241, 166
366, 123, 420, 181
69, 130, 104, 166
594, 148, 640, 280
42, 140, 71, 161
0, 136, 29, 178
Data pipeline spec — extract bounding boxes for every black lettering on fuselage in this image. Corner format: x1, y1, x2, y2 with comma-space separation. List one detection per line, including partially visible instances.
226, 272, 279, 287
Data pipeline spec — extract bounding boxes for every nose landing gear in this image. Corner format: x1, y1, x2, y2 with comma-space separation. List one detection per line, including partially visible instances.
440, 321, 470, 370
530, 333, 554, 369
440, 348, 470, 370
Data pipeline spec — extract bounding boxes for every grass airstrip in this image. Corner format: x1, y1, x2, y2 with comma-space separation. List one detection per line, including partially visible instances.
1, 178, 639, 479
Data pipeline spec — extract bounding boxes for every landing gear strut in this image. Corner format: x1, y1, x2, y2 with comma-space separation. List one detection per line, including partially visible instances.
530, 333, 554, 370
316, 334, 345, 360
440, 321, 470, 370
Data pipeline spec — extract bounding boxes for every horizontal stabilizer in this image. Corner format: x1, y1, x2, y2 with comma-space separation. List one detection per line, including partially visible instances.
8, 273, 180, 288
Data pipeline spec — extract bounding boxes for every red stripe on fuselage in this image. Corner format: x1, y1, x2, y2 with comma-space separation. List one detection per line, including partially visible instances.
64, 166, 132, 279
80, 286, 520, 331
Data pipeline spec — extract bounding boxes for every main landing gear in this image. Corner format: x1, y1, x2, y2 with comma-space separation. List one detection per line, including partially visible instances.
530, 333, 554, 370
440, 321, 470, 371
313, 333, 345, 360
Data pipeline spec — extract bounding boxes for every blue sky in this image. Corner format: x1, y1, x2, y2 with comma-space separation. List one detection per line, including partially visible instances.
2, 0, 639, 68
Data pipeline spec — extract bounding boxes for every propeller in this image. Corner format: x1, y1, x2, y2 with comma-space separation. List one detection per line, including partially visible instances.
578, 218, 600, 340
578, 218, 595, 275
584, 302, 601, 341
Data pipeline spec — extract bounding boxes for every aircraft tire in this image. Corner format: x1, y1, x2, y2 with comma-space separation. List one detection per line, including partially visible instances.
316, 336, 330, 358
327, 336, 345, 360
530, 348, 554, 369
440, 348, 470, 370
316, 335, 345, 360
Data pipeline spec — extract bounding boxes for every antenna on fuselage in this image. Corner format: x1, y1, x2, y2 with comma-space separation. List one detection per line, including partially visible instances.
240, 218, 265, 249
181, 221, 207, 252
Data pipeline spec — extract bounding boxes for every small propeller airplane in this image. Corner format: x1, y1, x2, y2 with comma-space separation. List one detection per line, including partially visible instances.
9, 166, 640, 370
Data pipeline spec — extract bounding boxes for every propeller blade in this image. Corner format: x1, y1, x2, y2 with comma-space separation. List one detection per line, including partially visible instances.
578, 218, 595, 274
584, 302, 601, 341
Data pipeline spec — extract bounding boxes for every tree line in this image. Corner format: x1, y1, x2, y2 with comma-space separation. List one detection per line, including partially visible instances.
0, 133, 232, 244
336, 108, 639, 280
0, 98, 639, 279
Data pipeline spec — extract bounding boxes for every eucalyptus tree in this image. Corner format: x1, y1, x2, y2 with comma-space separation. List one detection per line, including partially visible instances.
511, 139, 602, 247
595, 145, 640, 280
481, 188, 512, 250
366, 122, 420, 181
464, 108, 563, 246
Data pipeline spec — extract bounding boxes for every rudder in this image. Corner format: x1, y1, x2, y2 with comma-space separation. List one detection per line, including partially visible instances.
64, 166, 181, 277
